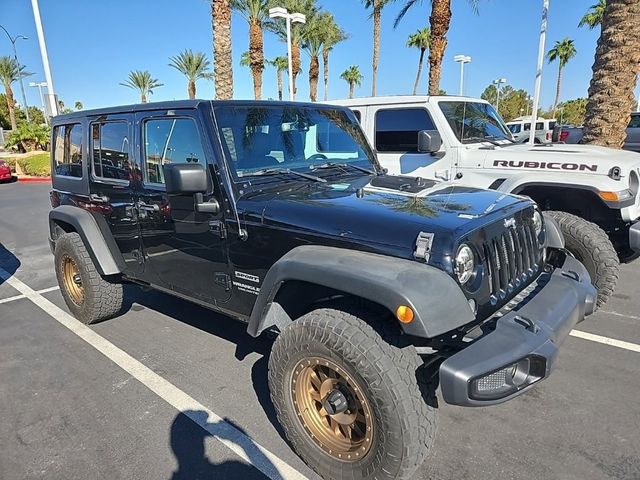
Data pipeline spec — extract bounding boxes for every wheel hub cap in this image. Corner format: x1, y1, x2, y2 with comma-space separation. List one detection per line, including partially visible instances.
291, 357, 374, 461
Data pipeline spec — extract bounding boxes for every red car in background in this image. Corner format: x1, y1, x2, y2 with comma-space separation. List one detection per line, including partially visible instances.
0, 159, 13, 182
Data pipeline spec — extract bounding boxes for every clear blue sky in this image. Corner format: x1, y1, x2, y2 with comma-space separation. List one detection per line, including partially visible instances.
1, 0, 636, 111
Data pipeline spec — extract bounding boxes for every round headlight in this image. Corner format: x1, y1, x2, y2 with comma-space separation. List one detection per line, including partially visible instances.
533, 210, 543, 236
455, 244, 475, 284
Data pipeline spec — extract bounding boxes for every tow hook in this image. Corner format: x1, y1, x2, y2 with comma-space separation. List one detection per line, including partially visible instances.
514, 315, 538, 333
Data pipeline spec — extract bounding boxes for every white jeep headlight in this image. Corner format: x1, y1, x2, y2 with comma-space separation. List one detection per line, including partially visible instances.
455, 244, 475, 284
533, 210, 543, 236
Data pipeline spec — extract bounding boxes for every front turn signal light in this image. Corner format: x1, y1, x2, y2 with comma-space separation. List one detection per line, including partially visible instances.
598, 191, 619, 202
396, 305, 414, 323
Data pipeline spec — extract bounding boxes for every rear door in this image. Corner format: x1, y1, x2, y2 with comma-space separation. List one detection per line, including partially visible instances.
134, 108, 231, 304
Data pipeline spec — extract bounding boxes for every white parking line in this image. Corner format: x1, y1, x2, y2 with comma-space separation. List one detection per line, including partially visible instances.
0, 285, 59, 304
570, 330, 640, 353
0, 269, 308, 480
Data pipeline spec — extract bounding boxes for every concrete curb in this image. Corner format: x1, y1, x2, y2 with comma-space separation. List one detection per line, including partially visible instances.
17, 176, 51, 183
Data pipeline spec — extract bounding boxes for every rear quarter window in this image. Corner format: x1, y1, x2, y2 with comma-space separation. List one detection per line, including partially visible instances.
53, 124, 83, 178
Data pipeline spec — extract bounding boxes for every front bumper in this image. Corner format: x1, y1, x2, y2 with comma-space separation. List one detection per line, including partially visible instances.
630, 221, 640, 252
439, 253, 595, 407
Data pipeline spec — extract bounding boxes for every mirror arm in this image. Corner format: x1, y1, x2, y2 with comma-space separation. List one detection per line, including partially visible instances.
194, 193, 220, 214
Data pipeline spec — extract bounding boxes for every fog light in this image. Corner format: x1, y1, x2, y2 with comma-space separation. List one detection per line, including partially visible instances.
470, 356, 546, 401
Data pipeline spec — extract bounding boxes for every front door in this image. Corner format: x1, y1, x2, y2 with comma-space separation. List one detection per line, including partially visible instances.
134, 109, 231, 305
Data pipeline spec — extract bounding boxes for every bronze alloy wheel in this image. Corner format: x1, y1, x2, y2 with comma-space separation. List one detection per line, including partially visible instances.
61, 254, 84, 306
291, 356, 374, 461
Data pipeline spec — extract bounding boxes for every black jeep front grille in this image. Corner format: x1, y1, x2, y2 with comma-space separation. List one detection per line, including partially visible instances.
482, 219, 542, 303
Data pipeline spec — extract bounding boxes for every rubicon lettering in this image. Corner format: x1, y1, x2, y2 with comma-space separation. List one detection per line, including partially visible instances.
493, 160, 598, 172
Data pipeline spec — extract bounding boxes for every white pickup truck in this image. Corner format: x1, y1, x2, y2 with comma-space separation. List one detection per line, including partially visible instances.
331, 95, 640, 308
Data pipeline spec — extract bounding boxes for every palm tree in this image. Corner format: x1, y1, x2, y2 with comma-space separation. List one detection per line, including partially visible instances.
120, 70, 163, 103
321, 15, 347, 101
231, 0, 268, 99
579, 0, 606, 29
211, 0, 233, 100
406, 27, 430, 95
304, 11, 334, 102
547, 38, 577, 112
362, 0, 392, 97
267, 0, 317, 100
394, 0, 479, 95
583, 0, 640, 148
169, 49, 213, 99
74, 101, 83, 111
269, 56, 289, 100
340, 65, 363, 99
0, 56, 31, 130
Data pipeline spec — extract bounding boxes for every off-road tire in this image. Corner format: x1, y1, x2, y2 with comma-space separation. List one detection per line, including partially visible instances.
54, 232, 123, 324
268, 304, 437, 480
546, 211, 619, 308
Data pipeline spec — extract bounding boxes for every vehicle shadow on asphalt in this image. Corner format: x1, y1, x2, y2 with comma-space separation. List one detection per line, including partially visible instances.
120, 286, 289, 442
169, 410, 272, 480
0, 242, 20, 284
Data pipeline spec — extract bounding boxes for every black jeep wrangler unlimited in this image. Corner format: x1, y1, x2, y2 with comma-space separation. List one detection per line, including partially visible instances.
48, 100, 595, 480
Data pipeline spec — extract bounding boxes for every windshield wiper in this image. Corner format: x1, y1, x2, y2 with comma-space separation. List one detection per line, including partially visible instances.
248, 167, 326, 183
462, 136, 505, 146
310, 162, 376, 175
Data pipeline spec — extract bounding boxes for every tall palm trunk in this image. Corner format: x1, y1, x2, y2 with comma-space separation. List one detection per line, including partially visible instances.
291, 42, 301, 99
309, 55, 320, 102
323, 48, 330, 101
413, 48, 426, 95
212, 0, 233, 100
583, 0, 640, 148
188, 80, 196, 100
372, 2, 381, 96
141, 93, 147, 103
276, 70, 283, 101
349, 82, 355, 99
428, 0, 451, 95
249, 19, 264, 100
3, 82, 16, 130
552, 63, 563, 113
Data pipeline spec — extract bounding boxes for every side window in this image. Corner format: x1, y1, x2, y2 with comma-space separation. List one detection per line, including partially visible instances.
535, 122, 544, 130
143, 118, 206, 185
352, 109, 362, 122
53, 124, 83, 178
508, 124, 521, 134
548, 121, 556, 130
629, 115, 640, 129
524, 123, 532, 131
92, 122, 130, 181
375, 108, 435, 152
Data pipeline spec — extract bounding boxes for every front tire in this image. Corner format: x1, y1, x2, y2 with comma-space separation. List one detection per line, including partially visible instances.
268, 304, 436, 480
546, 211, 619, 308
54, 232, 123, 324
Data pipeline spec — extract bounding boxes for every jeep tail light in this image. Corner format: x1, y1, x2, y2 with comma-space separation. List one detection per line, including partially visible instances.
559, 131, 569, 142
546, 132, 551, 141
469, 356, 546, 401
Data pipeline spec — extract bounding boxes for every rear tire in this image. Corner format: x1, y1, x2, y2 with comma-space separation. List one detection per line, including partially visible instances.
268, 303, 436, 480
54, 232, 123, 324
545, 211, 619, 309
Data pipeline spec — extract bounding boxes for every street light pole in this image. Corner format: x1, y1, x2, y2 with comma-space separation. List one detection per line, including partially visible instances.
0, 25, 30, 123
493, 77, 507, 113
29, 81, 48, 126
31, 0, 58, 117
269, 7, 306, 102
453, 55, 471, 96
529, 0, 549, 145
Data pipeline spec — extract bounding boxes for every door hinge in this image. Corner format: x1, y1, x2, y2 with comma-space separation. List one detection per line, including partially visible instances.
209, 219, 226, 239
215, 273, 232, 291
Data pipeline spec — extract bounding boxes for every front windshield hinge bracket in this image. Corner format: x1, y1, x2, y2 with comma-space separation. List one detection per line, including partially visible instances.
414, 232, 434, 262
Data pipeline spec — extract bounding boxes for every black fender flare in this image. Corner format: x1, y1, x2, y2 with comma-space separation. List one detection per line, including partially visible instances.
247, 245, 475, 339
49, 205, 125, 276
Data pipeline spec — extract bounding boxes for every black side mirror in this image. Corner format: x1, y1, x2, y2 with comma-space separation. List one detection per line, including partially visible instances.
164, 163, 208, 194
417, 130, 443, 153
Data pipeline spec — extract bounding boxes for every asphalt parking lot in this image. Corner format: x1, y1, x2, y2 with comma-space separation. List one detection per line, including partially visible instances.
1, 181, 639, 480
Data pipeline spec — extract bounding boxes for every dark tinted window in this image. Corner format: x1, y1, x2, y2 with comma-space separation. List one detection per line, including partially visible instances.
352, 110, 361, 122
53, 124, 83, 178
375, 108, 435, 152
92, 122, 130, 181
536, 122, 544, 130
143, 118, 205, 185
548, 121, 556, 130
507, 124, 521, 134
524, 123, 532, 131
629, 114, 640, 128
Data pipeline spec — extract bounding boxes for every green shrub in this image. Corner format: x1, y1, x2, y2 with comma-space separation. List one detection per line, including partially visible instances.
5, 123, 51, 152
17, 153, 51, 176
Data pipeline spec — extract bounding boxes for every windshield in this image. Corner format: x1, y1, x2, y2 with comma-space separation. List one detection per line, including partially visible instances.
438, 101, 512, 144
507, 124, 521, 134
213, 105, 377, 180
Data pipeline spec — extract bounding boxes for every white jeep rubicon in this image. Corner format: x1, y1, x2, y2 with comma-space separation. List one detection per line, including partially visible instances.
331, 95, 640, 308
